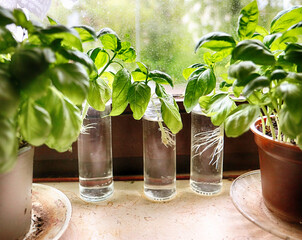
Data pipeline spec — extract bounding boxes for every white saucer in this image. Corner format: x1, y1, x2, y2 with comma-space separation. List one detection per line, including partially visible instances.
230, 170, 302, 240
24, 183, 72, 240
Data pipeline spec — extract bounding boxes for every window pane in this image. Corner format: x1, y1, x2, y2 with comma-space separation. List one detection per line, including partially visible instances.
47, 0, 301, 94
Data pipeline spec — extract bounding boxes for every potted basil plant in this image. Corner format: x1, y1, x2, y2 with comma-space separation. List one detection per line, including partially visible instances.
0, 6, 91, 239
183, 0, 302, 223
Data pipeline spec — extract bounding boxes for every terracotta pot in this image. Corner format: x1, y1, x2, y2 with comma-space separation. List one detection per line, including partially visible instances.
251, 118, 302, 223
0, 146, 34, 240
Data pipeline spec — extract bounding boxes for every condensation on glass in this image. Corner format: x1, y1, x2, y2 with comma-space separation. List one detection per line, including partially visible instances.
190, 105, 224, 195
78, 103, 113, 202
143, 98, 176, 201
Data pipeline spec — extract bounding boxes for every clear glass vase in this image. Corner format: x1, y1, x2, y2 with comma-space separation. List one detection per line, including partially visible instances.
190, 105, 224, 195
143, 98, 176, 201
78, 103, 113, 202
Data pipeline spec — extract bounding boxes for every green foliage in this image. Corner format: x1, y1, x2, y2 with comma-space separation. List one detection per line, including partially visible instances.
237, 0, 259, 40
270, 6, 302, 34
128, 82, 151, 120
0, 6, 90, 173
183, 1, 302, 149
195, 32, 236, 52
110, 68, 132, 116
231, 40, 276, 65
80, 28, 182, 136
225, 104, 260, 137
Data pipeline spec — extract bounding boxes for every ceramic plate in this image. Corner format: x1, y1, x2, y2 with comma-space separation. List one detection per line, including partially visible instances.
230, 170, 302, 240
24, 184, 72, 240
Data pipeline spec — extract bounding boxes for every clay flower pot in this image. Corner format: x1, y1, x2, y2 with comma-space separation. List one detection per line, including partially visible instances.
251, 118, 302, 223
0, 146, 34, 240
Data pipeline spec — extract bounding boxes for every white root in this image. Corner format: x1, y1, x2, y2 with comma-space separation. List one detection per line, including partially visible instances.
80, 123, 97, 134
192, 127, 223, 169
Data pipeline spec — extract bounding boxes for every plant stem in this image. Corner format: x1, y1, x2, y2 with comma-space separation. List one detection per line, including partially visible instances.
261, 106, 276, 140
260, 112, 266, 135
272, 100, 281, 141
98, 52, 117, 78
81, 100, 89, 120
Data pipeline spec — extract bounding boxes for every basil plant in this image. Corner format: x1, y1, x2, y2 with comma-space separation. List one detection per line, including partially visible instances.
75, 27, 183, 137
0, 7, 92, 173
183, 0, 302, 150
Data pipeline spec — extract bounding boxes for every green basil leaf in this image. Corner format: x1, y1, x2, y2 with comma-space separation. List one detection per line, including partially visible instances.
284, 43, 302, 65
39, 25, 83, 51
97, 27, 120, 39
18, 98, 51, 146
98, 28, 121, 51
155, 83, 169, 99
271, 27, 302, 51
237, 0, 259, 40
270, 69, 288, 81
255, 25, 269, 36
279, 106, 302, 140
0, 69, 19, 117
59, 48, 97, 77
182, 63, 205, 80
0, 6, 15, 26
88, 47, 109, 70
242, 76, 270, 97
110, 68, 131, 116
276, 82, 302, 122
231, 40, 276, 65
160, 98, 183, 134
13, 8, 34, 32
247, 92, 271, 106
47, 16, 59, 25
219, 81, 232, 91
263, 33, 282, 49
128, 82, 151, 120
199, 95, 212, 110
10, 48, 55, 89
101, 71, 115, 88
73, 25, 97, 43
195, 32, 236, 52
206, 93, 236, 126
0, 117, 18, 173
49, 63, 89, 105
228, 61, 257, 85
137, 62, 149, 74
225, 104, 260, 137
270, 6, 302, 34
87, 78, 111, 111
251, 33, 264, 41
131, 69, 147, 82
184, 67, 216, 112
149, 70, 173, 87
38, 87, 82, 152
21, 73, 51, 100
117, 47, 136, 63
0, 27, 17, 53
233, 86, 244, 98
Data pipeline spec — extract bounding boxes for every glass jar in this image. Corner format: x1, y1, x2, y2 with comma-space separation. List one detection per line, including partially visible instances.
77, 103, 113, 202
143, 98, 176, 201
190, 105, 224, 195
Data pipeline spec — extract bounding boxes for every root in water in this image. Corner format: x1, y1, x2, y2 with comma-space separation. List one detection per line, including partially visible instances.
192, 127, 223, 169
80, 123, 97, 134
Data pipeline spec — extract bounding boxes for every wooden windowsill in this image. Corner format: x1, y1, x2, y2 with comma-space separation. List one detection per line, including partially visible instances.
41, 178, 279, 240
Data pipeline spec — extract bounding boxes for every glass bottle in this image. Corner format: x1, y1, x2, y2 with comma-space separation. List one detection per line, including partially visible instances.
190, 105, 224, 195
143, 98, 176, 201
78, 103, 113, 202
